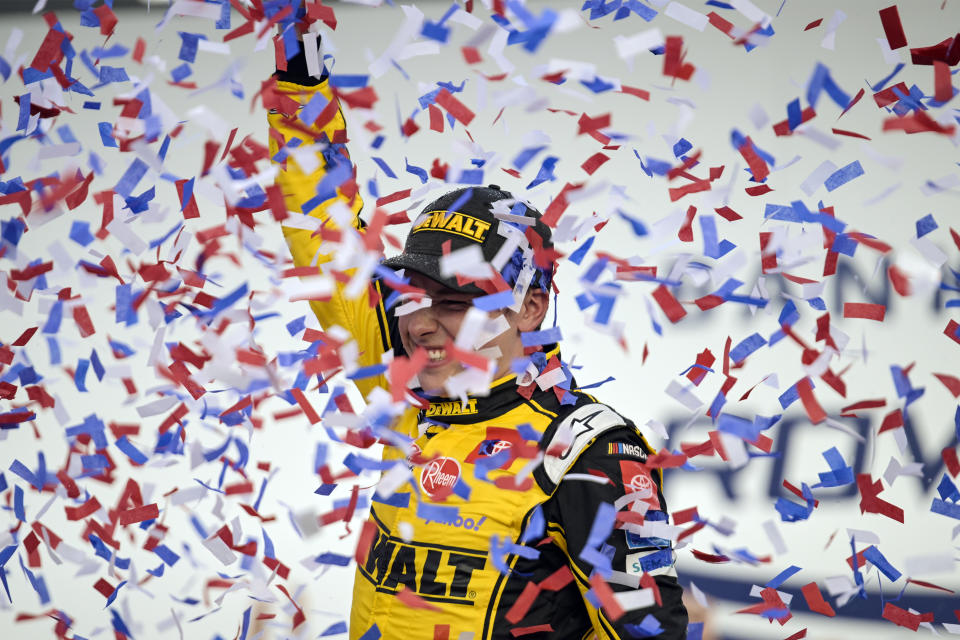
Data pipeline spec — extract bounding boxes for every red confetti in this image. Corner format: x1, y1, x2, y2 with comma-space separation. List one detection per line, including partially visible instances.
933, 373, 960, 397
944, 319, 960, 346
943, 447, 960, 478
882, 603, 933, 631
678, 205, 696, 242
72, 305, 96, 337
538, 566, 574, 591
907, 578, 955, 594
65, 496, 102, 521
796, 378, 827, 425
289, 387, 321, 424
396, 586, 443, 611
934, 60, 953, 102
831, 127, 871, 140
589, 573, 625, 621
745, 184, 774, 196
12, 327, 38, 346
581, 152, 610, 175
800, 582, 835, 617
878, 6, 908, 50
838, 87, 865, 118
620, 85, 650, 100
505, 581, 540, 623
883, 110, 956, 136
428, 104, 444, 132
738, 137, 769, 182
804, 18, 823, 31
843, 302, 886, 321
878, 408, 903, 433
434, 88, 475, 126
692, 549, 729, 563
857, 473, 905, 523
651, 285, 687, 323
510, 625, 553, 637
663, 35, 695, 81
715, 206, 742, 221
672, 506, 699, 525
117, 503, 159, 525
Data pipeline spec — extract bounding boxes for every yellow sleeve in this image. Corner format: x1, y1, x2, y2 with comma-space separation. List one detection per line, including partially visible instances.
269, 79, 391, 399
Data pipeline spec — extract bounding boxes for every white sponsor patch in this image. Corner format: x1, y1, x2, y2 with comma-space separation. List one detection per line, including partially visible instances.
542, 404, 625, 485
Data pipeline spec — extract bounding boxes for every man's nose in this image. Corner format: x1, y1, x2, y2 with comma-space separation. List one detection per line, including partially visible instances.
406, 305, 438, 338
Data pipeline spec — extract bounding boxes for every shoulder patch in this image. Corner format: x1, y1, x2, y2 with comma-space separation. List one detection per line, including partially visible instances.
542, 403, 625, 485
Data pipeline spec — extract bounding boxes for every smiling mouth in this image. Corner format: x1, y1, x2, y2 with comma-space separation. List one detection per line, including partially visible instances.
425, 348, 447, 364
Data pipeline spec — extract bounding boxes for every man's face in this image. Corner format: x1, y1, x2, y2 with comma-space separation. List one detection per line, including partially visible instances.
397, 271, 542, 395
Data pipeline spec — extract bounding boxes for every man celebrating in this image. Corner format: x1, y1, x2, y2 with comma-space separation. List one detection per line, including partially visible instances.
269, 11, 688, 640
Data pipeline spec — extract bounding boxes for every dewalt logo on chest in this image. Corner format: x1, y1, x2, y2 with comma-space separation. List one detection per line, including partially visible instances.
425, 398, 478, 418
360, 526, 486, 605
411, 210, 491, 242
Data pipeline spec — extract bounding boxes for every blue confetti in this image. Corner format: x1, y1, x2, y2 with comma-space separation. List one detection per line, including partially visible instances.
618, 210, 648, 236
416, 502, 458, 523
862, 546, 901, 582
404, 159, 428, 183
624, 614, 663, 637
569, 236, 595, 265
315, 552, 352, 566
766, 565, 801, 589
299, 91, 329, 126
931, 497, 960, 520
673, 138, 693, 157
521, 326, 562, 347
321, 621, 349, 637
98, 66, 130, 84
13, 485, 25, 521
17, 94, 31, 131
178, 32, 205, 63
357, 624, 381, 640
916, 213, 937, 237
473, 289, 515, 312
371, 156, 397, 179
115, 436, 148, 465
114, 158, 148, 198
824, 160, 864, 192
937, 474, 960, 502
729, 333, 766, 364
329, 74, 369, 88
19, 555, 50, 605
153, 544, 180, 566
814, 447, 855, 487
104, 580, 127, 607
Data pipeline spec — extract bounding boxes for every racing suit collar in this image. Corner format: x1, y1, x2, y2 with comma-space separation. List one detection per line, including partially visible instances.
416, 345, 562, 425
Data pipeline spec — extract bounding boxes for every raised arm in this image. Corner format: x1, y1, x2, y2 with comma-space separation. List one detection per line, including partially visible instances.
269, 33, 395, 400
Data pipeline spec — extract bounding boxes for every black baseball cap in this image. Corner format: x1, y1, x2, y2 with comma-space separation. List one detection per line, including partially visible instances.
382, 185, 554, 295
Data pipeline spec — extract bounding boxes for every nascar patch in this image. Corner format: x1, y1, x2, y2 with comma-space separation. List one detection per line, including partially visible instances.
607, 441, 647, 459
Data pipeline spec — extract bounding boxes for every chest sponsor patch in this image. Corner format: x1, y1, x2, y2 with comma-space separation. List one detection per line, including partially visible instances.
607, 441, 647, 460
619, 460, 661, 510
626, 549, 674, 576
425, 399, 478, 418
465, 427, 520, 464
420, 456, 461, 500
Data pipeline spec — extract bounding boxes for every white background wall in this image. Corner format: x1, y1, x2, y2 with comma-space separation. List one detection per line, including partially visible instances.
1, 1, 959, 638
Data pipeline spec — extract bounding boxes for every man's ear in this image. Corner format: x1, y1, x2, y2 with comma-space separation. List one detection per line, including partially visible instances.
516, 289, 549, 332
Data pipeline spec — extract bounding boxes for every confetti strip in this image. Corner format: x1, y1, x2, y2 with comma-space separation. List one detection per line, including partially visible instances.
0, 3, 959, 639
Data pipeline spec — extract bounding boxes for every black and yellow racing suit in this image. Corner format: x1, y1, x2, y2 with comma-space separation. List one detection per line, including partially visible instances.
269, 47, 688, 640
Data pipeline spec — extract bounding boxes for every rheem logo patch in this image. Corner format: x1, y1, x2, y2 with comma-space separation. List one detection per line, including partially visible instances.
420, 457, 461, 500
619, 460, 660, 510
